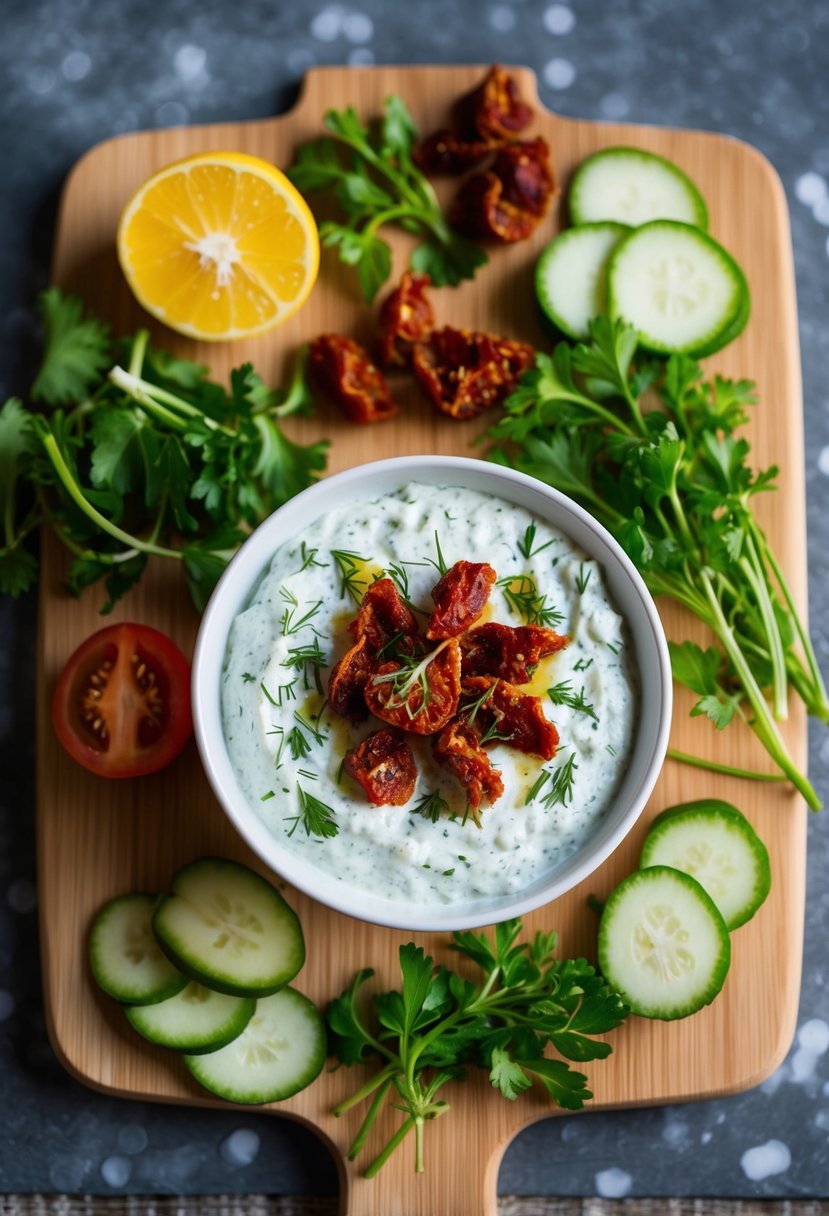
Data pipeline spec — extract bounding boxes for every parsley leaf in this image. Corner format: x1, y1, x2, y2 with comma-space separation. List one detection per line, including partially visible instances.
31, 288, 111, 405
290, 95, 487, 300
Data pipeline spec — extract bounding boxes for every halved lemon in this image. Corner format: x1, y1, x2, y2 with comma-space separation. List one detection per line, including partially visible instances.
117, 151, 320, 342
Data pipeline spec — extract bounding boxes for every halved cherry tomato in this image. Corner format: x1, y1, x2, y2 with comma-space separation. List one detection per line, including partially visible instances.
52, 622, 193, 778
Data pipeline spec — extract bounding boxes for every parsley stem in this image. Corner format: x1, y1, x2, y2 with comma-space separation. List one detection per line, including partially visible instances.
345, 1076, 394, 1161
364, 1115, 416, 1179
758, 528, 829, 716
667, 748, 787, 783
700, 568, 820, 809
109, 366, 236, 436
38, 430, 182, 561
127, 328, 150, 378
739, 534, 788, 720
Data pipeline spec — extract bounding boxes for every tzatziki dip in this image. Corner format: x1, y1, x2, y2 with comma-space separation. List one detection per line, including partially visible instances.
221, 482, 637, 906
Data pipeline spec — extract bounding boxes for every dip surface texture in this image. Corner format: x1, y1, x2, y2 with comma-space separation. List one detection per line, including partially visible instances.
221, 483, 637, 906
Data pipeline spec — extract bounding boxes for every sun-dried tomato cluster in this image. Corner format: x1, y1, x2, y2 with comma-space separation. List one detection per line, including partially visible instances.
415, 65, 557, 244
308, 272, 534, 425
331, 561, 567, 817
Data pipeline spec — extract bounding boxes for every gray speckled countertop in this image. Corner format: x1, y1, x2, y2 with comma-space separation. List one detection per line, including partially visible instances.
1, 0, 828, 1200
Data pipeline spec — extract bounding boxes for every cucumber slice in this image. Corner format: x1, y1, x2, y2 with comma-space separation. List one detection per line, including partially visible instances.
125, 981, 256, 1054
184, 986, 326, 1103
640, 799, 770, 930
598, 866, 731, 1020
152, 858, 305, 998
535, 222, 629, 341
89, 893, 186, 1006
689, 279, 751, 357
569, 147, 709, 229
608, 220, 748, 355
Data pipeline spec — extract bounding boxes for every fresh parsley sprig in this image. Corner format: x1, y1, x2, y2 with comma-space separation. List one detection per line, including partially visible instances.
328, 919, 628, 1176
489, 315, 828, 809
288, 95, 488, 301
1, 290, 328, 611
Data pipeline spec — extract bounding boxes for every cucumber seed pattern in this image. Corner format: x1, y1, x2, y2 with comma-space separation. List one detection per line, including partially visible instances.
632, 904, 694, 983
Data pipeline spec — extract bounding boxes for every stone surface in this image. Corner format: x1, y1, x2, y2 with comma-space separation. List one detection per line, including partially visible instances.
1, 0, 827, 1199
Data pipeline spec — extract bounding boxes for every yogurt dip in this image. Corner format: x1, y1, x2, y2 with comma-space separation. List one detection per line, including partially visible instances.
221, 482, 637, 905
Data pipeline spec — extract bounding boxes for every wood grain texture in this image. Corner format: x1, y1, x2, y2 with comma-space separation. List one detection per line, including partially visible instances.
3, 1202, 828, 1216
37, 66, 807, 1216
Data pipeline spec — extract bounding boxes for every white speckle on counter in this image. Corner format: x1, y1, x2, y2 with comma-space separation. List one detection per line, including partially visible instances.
173, 44, 207, 82
662, 1116, 690, 1148
600, 92, 630, 119
595, 1167, 632, 1198
818, 447, 829, 477
701, 1131, 713, 1145
117, 1125, 148, 1155
761, 1063, 786, 1096
740, 1140, 791, 1182
7, 879, 36, 914
812, 197, 829, 226
543, 58, 576, 90
816, 1110, 829, 1132
342, 12, 373, 42
490, 5, 517, 32
795, 172, 827, 205
61, 50, 91, 82
543, 4, 575, 35
0, 991, 14, 1021
26, 66, 56, 95
310, 6, 345, 41
800, 1019, 829, 1055
101, 1156, 132, 1188
219, 1128, 260, 1166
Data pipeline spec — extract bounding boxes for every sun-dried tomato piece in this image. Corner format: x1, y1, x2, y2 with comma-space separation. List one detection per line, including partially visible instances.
433, 717, 505, 809
413, 128, 496, 176
460, 622, 568, 683
344, 727, 417, 806
461, 676, 559, 760
450, 137, 555, 244
491, 137, 556, 216
349, 577, 419, 653
308, 335, 397, 424
427, 560, 497, 640
459, 65, 534, 141
412, 326, 534, 420
377, 272, 435, 368
364, 639, 461, 735
328, 635, 373, 722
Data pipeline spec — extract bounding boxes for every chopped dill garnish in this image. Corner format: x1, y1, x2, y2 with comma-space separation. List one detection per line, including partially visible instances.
260, 790, 275, 802
573, 657, 594, 672
294, 709, 327, 747
241, 672, 255, 683
517, 521, 556, 560
606, 640, 623, 655
286, 723, 312, 760
525, 751, 578, 808
427, 530, 448, 576
547, 680, 598, 723
370, 638, 451, 720
412, 789, 450, 823
295, 542, 328, 574
281, 638, 327, 693
331, 549, 371, 603
496, 573, 564, 627
285, 786, 339, 839
279, 586, 324, 637
575, 563, 592, 595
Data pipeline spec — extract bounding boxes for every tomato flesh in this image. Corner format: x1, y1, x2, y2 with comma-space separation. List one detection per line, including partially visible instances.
52, 622, 193, 778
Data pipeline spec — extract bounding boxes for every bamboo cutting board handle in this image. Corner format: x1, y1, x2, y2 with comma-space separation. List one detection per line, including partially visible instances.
40, 65, 806, 1216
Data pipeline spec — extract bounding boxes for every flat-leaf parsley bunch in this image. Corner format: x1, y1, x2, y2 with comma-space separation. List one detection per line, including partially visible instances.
488, 316, 828, 809
0, 289, 329, 611
328, 918, 628, 1176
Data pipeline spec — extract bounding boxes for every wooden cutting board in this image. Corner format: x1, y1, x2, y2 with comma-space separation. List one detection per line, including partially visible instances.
37, 66, 808, 1215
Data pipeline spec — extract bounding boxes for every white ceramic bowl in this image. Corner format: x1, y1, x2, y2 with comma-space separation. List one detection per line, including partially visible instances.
192, 455, 672, 931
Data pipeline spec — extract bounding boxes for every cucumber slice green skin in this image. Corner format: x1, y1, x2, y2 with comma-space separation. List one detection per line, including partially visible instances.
640, 799, 771, 930
535, 222, 630, 342
608, 220, 749, 357
568, 146, 709, 230
89, 893, 187, 1006
184, 986, 326, 1104
152, 858, 306, 999
125, 981, 256, 1054
598, 865, 731, 1020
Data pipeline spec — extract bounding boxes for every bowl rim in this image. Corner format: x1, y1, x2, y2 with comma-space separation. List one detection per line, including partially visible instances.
192, 454, 673, 931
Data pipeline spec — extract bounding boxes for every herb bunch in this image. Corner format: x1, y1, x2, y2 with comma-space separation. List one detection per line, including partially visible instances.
288, 95, 488, 302
488, 316, 828, 809
328, 918, 628, 1176
1, 290, 329, 611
